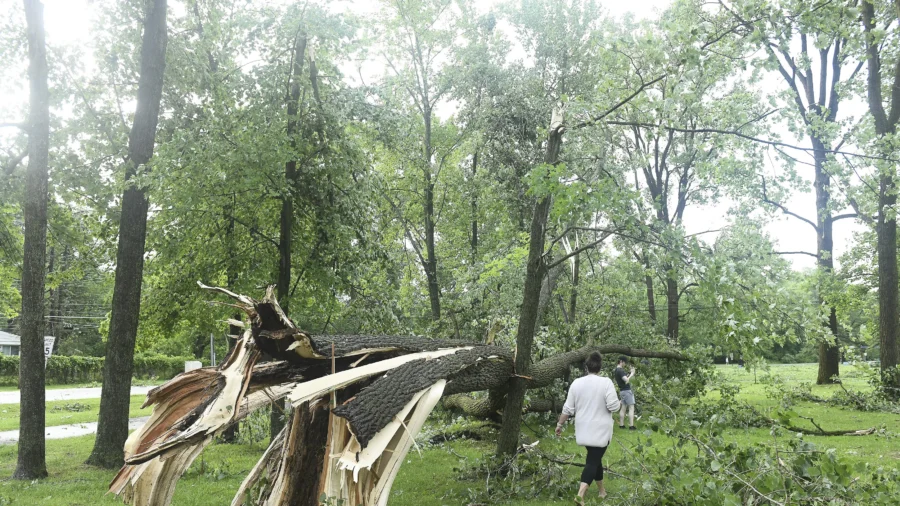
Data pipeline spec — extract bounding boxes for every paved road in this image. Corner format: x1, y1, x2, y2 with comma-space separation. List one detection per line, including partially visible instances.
0, 386, 155, 405
0, 416, 150, 445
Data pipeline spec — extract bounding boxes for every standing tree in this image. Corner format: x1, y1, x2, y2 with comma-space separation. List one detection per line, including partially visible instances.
14, 0, 50, 480
87, 0, 168, 468
724, 0, 864, 384
377, 0, 464, 323
861, 0, 900, 397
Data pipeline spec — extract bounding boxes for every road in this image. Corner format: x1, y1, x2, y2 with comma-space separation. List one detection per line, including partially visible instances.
0, 416, 151, 445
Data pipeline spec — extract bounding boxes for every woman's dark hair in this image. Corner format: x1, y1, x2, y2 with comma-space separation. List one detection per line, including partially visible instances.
585, 352, 602, 373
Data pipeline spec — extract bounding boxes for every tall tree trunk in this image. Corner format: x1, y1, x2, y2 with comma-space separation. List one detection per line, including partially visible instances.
813, 145, 840, 384
665, 275, 678, 345
470, 151, 478, 265
876, 172, 900, 393
497, 109, 563, 457
14, 0, 50, 480
862, 2, 900, 397
221, 194, 240, 443
563, 253, 579, 385
274, 31, 308, 439
86, 0, 167, 468
642, 254, 656, 324
423, 108, 441, 321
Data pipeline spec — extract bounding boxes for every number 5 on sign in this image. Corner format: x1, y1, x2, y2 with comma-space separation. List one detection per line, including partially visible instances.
43, 336, 55, 367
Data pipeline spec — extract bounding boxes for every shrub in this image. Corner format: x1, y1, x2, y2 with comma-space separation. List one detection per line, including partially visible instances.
0, 353, 199, 385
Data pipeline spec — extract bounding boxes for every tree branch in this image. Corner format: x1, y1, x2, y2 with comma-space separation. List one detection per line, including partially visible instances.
772, 251, 818, 258
572, 74, 667, 130
3, 151, 27, 174
760, 177, 819, 232
545, 231, 613, 270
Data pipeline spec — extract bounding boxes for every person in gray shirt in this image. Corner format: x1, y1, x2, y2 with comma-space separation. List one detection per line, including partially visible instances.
555, 352, 621, 503
614, 356, 636, 430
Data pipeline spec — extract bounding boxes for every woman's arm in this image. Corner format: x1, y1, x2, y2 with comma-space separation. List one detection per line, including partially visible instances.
557, 383, 577, 436
555, 413, 570, 437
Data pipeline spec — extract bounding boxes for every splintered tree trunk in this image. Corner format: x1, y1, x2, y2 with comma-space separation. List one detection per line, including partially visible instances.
87, 0, 167, 468
497, 109, 563, 457
258, 400, 330, 505
665, 276, 679, 345
108, 285, 688, 506
814, 145, 840, 384
15, 0, 50, 481
274, 31, 307, 439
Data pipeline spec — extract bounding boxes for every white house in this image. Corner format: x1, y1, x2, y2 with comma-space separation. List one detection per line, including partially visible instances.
0, 330, 20, 356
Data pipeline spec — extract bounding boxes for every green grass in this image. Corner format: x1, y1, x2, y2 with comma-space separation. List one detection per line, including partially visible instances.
0, 363, 896, 505
0, 435, 267, 505
0, 396, 151, 432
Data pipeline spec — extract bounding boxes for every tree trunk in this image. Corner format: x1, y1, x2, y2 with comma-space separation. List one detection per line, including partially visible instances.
274, 31, 307, 439
563, 253, 580, 385
535, 264, 561, 337
814, 144, 840, 384
14, 0, 50, 480
471, 151, 478, 264
87, 0, 167, 468
665, 276, 679, 345
876, 176, 900, 393
221, 197, 241, 443
220, 319, 242, 443
109, 286, 689, 506
641, 253, 656, 324
497, 108, 562, 457
423, 108, 441, 321
861, 2, 900, 396
255, 401, 330, 506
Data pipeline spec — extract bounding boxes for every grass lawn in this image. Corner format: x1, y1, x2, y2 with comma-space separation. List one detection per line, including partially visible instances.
0, 435, 267, 505
0, 396, 152, 432
0, 363, 896, 505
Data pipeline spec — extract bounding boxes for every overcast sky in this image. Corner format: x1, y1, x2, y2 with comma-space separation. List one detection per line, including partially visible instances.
4, 0, 866, 271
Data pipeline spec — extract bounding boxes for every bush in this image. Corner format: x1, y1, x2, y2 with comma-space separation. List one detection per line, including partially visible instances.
0, 353, 199, 385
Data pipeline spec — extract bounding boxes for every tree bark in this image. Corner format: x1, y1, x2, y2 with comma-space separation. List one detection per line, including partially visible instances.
644, 274, 656, 323
813, 141, 841, 384
253, 401, 329, 506
14, 0, 50, 480
862, 2, 900, 397
273, 31, 308, 439
87, 0, 168, 468
665, 275, 679, 345
497, 108, 563, 457
471, 151, 478, 264
423, 107, 441, 321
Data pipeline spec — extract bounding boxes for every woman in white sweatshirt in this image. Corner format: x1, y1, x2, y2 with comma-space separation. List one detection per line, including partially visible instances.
555, 351, 622, 503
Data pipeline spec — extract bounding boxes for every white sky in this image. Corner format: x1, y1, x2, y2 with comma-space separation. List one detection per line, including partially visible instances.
6, 0, 865, 271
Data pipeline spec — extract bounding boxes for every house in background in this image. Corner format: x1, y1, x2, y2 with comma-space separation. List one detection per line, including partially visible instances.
0, 330, 20, 356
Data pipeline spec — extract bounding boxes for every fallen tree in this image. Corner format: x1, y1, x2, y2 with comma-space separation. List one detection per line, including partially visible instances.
110, 284, 687, 506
